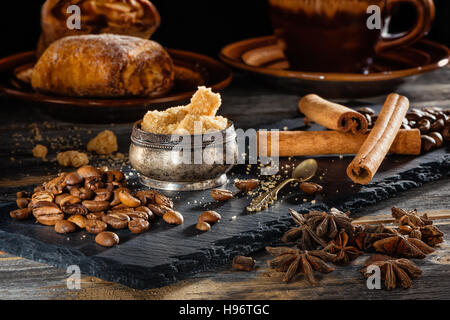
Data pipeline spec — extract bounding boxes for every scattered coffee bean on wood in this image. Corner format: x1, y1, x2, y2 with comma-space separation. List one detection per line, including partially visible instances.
95, 231, 120, 247
211, 189, 233, 201
232, 256, 256, 272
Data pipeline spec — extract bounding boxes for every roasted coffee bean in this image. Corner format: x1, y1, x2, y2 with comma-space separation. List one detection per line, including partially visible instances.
55, 220, 77, 234
430, 119, 445, 132
44, 174, 67, 195
147, 204, 170, 217
67, 215, 87, 229
232, 256, 256, 272
111, 203, 133, 211
16, 197, 29, 209
82, 200, 109, 212
77, 166, 102, 179
110, 170, 125, 182
118, 190, 141, 207
110, 207, 134, 213
364, 114, 372, 127
103, 171, 115, 183
31, 191, 54, 204
86, 219, 108, 234
436, 112, 449, 122
16, 191, 30, 198
33, 205, 62, 218
409, 120, 416, 128
104, 183, 114, 192
30, 200, 58, 211
136, 206, 155, 222
400, 124, 411, 130
95, 231, 119, 247
300, 182, 323, 195
36, 212, 64, 226
417, 119, 431, 134
198, 211, 221, 224
211, 189, 233, 201
84, 176, 104, 190
429, 132, 444, 148
126, 211, 149, 221
86, 211, 106, 220
110, 188, 127, 206
102, 212, 130, 229
59, 195, 81, 207
356, 107, 375, 115
443, 120, 450, 141
70, 187, 94, 200
406, 111, 423, 122
421, 135, 436, 153
94, 188, 112, 202
128, 219, 150, 234
162, 210, 184, 225
154, 193, 173, 208
55, 193, 70, 206
64, 172, 83, 186
62, 203, 89, 216
136, 190, 158, 205
422, 112, 436, 122
196, 221, 211, 231
235, 179, 259, 192
10, 208, 32, 220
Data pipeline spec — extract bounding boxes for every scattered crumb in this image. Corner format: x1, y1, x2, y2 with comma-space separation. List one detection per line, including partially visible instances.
87, 130, 118, 155
57, 151, 89, 168
32, 144, 48, 160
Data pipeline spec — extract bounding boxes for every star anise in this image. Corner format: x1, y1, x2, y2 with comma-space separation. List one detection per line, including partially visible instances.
305, 208, 355, 240
393, 207, 444, 247
392, 207, 432, 227
361, 254, 422, 290
325, 230, 362, 265
352, 224, 399, 252
373, 234, 434, 258
282, 209, 328, 250
266, 246, 335, 284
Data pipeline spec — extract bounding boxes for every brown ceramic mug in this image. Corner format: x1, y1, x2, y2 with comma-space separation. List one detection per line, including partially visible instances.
269, 0, 435, 73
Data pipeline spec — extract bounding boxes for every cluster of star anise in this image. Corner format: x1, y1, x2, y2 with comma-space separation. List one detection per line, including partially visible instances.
266, 206, 444, 290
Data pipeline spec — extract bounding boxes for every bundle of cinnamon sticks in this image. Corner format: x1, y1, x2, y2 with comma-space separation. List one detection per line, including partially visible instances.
258, 93, 420, 185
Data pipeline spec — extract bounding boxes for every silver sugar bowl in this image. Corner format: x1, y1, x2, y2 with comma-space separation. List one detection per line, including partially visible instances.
129, 120, 237, 191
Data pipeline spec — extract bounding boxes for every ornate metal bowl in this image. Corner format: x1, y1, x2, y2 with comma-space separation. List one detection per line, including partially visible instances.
129, 120, 237, 191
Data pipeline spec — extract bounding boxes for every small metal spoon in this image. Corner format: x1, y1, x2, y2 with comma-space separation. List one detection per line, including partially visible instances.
246, 159, 318, 212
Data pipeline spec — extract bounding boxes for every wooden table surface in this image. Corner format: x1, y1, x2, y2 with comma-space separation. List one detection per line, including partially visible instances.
0, 68, 449, 300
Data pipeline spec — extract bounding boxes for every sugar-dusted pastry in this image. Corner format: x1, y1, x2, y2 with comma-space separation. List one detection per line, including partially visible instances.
32, 34, 174, 97
37, 0, 160, 56
141, 87, 228, 134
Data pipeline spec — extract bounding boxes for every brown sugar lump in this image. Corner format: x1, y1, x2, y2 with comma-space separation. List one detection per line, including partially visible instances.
187, 86, 221, 116
57, 151, 89, 168
32, 144, 48, 160
87, 130, 118, 155
173, 115, 228, 134
141, 87, 228, 134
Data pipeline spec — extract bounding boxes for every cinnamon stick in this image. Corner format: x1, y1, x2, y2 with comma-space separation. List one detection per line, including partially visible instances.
347, 93, 410, 185
298, 94, 369, 134
258, 129, 420, 157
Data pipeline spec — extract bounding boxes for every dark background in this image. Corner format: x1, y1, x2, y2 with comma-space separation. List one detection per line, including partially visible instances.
0, 0, 449, 59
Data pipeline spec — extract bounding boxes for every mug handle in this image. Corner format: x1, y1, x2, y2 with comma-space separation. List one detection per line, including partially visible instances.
376, 0, 435, 53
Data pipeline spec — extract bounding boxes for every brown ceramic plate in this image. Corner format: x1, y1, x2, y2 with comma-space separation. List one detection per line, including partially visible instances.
220, 36, 449, 98
0, 49, 232, 123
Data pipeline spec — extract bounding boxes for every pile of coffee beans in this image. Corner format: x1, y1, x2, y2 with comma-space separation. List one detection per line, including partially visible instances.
358, 106, 450, 153
10, 166, 182, 247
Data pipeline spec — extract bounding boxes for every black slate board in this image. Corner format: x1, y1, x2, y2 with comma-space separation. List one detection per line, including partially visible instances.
0, 118, 449, 289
